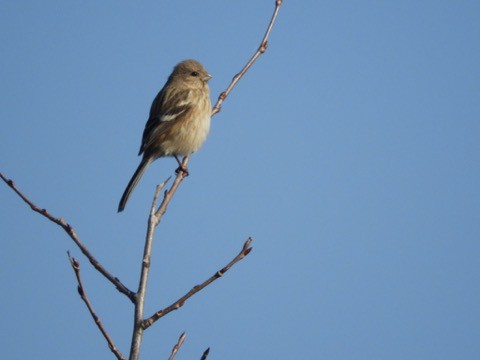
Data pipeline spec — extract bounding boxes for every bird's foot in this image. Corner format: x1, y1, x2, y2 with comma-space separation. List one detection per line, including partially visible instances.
175, 165, 189, 176
174, 155, 189, 176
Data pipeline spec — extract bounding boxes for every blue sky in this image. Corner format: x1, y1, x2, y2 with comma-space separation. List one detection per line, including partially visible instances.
1, 1, 479, 359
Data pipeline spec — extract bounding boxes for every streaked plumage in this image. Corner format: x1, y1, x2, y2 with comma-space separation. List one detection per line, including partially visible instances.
118, 60, 212, 212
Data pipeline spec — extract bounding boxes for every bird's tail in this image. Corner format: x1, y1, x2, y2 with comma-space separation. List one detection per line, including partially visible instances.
118, 158, 152, 212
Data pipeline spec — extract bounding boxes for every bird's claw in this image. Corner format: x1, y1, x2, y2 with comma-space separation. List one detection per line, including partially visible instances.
175, 165, 189, 176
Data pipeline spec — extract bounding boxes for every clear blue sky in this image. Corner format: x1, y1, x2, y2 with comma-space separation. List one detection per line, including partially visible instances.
1, 1, 479, 359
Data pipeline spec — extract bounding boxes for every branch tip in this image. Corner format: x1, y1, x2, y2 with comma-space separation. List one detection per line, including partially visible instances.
68, 252, 125, 359
210, 0, 283, 117
201, 347, 210, 360
168, 331, 187, 360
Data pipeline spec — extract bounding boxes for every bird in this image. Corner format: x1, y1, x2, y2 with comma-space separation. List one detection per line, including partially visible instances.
118, 59, 212, 212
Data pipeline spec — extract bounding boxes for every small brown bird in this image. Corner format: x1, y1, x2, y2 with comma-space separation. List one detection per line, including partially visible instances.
118, 59, 212, 212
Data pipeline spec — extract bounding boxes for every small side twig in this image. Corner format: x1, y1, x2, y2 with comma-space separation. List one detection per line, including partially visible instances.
168, 332, 187, 360
142, 237, 253, 329
67, 252, 125, 360
155, 162, 189, 221
211, 0, 284, 117
0, 172, 135, 302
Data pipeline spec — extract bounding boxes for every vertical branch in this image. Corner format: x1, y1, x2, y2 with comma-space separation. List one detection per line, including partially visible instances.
128, 169, 188, 360
128, 180, 168, 360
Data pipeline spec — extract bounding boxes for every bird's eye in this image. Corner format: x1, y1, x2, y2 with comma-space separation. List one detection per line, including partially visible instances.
191, 71, 199, 77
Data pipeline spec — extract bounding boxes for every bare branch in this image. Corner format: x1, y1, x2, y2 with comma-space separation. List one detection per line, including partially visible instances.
151, 177, 171, 216
128, 177, 170, 360
67, 252, 125, 360
0, 172, 136, 302
142, 238, 253, 329
155, 162, 189, 221
168, 332, 187, 360
211, 0, 284, 117
2, 2, 283, 359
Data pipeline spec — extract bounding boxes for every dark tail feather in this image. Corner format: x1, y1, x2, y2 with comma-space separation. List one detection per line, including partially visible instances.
118, 158, 151, 212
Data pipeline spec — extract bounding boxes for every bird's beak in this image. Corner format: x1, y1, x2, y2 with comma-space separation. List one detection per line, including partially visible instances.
204, 73, 212, 81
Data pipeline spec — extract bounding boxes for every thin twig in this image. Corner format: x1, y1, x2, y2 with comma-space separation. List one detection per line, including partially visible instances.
200, 348, 210, 360
211, 0, 284, 117
0, 172, 136, 302
177, 0, 283, 175
168, 332, 187, 360
142, 238, 253, 329
155, 161, 189, 221
67, 252, 126, 360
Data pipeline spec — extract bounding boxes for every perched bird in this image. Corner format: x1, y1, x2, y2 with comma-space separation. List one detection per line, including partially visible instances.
118, 59, 212, 212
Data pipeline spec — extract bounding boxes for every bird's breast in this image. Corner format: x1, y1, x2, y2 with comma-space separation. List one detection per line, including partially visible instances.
161, 95, 211, 157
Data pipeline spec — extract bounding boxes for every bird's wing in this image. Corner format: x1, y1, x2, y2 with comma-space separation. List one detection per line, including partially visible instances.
139, 88, 192, 155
